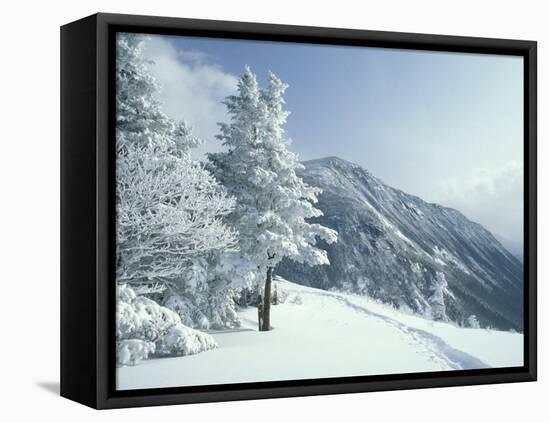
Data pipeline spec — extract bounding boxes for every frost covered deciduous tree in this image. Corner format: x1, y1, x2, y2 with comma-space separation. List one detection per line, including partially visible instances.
115, 33, 237, 286
116, 142, 237, 284
208, 66, 338, 331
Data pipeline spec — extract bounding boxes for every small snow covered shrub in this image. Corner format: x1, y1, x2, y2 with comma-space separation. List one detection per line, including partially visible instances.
236, 282, 289, 306
116, 284, 217, 365
117, 339, 155, 366
117, 286, 180, 341
273, 283, 289, 304
288, 294, 303, 305
156, 325, 217, 357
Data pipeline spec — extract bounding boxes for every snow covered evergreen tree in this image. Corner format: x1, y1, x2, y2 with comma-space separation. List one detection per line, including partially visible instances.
429, 271, 448, 321
208, 67, 337, 331
466, 314, 481, 329
115, 33, 237, 287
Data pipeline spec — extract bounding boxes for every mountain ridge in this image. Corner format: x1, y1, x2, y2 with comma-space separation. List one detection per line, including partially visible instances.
277, 156, 523, 331
304, 156, 505, 231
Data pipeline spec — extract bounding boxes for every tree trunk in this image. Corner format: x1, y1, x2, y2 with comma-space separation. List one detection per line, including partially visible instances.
257, 293, 263, 331
261, 266, 273, 331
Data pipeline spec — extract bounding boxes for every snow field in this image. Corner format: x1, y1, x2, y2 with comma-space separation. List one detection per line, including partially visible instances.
117, 279, 522, 390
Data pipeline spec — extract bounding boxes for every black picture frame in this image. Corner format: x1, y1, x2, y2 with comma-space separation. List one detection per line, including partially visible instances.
60, 12, 537, 409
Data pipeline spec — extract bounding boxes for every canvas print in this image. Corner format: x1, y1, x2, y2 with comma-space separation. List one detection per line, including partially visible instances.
115, 32, 524, 390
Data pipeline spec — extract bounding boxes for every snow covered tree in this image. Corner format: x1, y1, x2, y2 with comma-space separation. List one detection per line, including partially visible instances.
466, 314, 480, 329
115, 33, 237, 287
116, 141, 237, 284
429, 271, 448, 321
208, 67, 337, 331
116, 33, 192, 156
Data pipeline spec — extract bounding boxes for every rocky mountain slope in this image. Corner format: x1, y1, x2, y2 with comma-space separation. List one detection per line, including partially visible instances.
276, 157, 523, 331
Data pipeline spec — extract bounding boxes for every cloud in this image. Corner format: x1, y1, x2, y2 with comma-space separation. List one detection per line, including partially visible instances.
142, 35, 238, 159
437, 161, 524, 253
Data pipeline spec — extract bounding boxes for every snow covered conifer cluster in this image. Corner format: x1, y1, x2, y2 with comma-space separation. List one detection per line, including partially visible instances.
115, 33, 337, 364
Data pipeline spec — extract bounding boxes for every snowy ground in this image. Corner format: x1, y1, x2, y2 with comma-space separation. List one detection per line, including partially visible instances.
117, 279, 523, 390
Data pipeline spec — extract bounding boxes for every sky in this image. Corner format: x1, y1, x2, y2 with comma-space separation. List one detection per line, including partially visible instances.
140, 33, 524, 254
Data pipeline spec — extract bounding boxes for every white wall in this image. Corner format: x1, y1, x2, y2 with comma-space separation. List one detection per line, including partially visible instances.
2, 0, 546, 420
